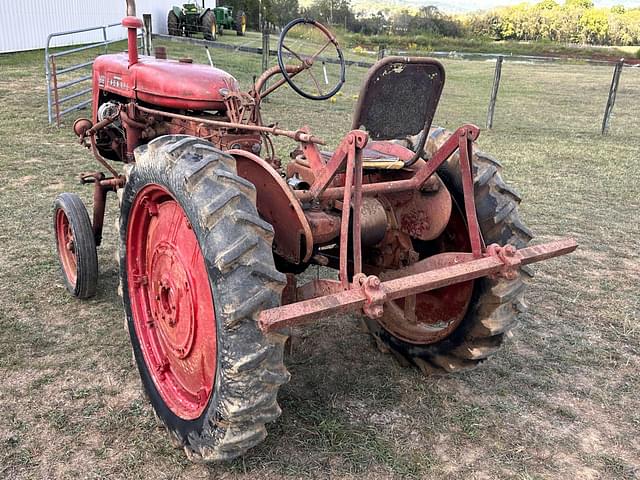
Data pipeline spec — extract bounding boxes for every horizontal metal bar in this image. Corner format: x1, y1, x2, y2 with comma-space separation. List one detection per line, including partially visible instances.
258, 238, 577, 332
50, 42, 108, 58
137, 105, 326, 144
57, 87, 92, 105
104, 37, 131, 46
59, 99, 92, 117
55, 75, 92, 90
46, 23, 120, 43
56, 60, 94, 75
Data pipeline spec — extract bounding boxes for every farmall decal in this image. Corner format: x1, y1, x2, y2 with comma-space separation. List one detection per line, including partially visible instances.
108, 75, 129, 90
104, 72, 130, 93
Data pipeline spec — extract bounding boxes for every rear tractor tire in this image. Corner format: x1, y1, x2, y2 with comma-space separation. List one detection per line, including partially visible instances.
167, 11, 181, 37
119, 135, 289, 460
364, 127, 534, 374
235, 12, 247, 36
53, 193, 98, 299
202, 11, 217, 41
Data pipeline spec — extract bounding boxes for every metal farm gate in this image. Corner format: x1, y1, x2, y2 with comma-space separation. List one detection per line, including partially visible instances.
45, 25, 144, 125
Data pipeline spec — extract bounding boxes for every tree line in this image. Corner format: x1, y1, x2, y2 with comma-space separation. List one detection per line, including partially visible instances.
466, 0, 640, 46
221, 0, 640, 46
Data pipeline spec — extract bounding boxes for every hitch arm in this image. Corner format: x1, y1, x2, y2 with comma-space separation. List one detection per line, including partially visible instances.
258, 238, 577, 332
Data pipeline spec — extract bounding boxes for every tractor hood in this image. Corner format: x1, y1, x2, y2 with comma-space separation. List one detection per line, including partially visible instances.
93, 53, 240, 111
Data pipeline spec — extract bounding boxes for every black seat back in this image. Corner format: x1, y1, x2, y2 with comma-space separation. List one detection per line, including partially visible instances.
351, 57, 445, 141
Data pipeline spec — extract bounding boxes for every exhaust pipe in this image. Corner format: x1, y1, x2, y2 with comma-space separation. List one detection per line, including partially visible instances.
123, 0, 142, 66
126, 0, 136, 16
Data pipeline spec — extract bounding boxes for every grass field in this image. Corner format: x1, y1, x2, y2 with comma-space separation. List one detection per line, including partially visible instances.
0, 35, 639, 479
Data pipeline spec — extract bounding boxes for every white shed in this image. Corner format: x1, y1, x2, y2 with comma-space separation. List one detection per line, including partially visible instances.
0, 0, 216, 53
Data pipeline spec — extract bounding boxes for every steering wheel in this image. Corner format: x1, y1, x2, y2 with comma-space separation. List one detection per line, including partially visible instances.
277, 18, 346, 101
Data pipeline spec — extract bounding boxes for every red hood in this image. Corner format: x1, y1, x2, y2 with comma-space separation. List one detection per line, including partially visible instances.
93, 53, 241, 112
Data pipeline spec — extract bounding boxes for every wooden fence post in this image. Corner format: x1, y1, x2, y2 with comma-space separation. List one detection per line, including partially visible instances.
378, 45, 385, 60
602, 58, 624, 135
143, 14, 152, 56
260, 27, 270, 94
261, 27, 270, 73
486, 55, 503, 130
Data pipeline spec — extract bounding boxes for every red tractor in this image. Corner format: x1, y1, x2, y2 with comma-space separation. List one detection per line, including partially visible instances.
53, 0, 576, 461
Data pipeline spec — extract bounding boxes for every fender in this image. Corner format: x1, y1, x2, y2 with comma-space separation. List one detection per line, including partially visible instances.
172, 6, 184, 20
227, 149, 313, 264
199, 7, 211, 21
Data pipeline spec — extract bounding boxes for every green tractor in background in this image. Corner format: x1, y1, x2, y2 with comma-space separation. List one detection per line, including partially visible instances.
168, 2, 247, 41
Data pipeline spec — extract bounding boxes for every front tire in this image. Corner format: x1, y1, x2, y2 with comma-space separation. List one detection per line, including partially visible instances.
365, 127, 534, 374
53, 193, 98, 299
119, 135, 289, 460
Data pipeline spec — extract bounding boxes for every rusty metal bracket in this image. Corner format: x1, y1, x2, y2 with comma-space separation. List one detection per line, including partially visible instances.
294, 124, 480, 202
77, 171, 123, 246
307, 130, 369, 202
353, 273, 386, 319
485, 243, 522, 280
458, 128, 483, 258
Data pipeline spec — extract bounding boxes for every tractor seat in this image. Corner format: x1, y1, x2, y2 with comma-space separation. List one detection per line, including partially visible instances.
315, 56, 446, 171
319, 146, 405, 170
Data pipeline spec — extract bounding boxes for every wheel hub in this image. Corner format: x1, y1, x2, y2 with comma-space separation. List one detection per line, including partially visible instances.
148, 243, 196, 360
127, 185, 217, 420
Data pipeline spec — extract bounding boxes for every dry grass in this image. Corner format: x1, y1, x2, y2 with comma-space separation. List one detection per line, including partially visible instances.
0, 36, 638, 479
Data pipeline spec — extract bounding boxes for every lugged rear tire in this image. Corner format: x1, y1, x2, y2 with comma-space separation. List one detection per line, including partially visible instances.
235, 12, 246, 36
167, 11, 181, 37
364, 127, 534, 374
202, 10, 217, 41
119, 135, 289, 460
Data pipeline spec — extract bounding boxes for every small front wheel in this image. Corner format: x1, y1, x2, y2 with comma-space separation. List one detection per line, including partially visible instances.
53, 193, 98, 299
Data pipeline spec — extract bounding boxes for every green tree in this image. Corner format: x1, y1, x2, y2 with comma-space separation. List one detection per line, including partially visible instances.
565, 0, 594, 8
269, 0, 300, 27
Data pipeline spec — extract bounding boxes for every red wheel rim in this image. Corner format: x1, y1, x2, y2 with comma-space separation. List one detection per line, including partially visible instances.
378, 204, 474, 345
55, 209, 78, 286
126, 184, 217, 420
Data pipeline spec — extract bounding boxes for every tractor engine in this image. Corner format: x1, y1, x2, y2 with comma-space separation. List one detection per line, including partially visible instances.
85, 46, 261, 162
